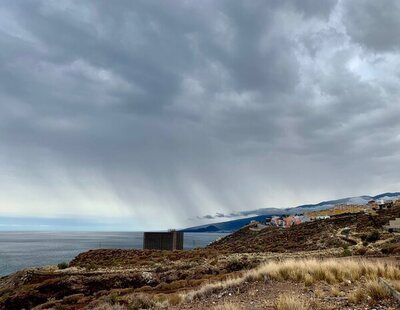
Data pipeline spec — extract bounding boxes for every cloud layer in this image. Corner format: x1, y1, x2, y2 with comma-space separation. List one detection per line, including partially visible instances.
1, 0, 400, 229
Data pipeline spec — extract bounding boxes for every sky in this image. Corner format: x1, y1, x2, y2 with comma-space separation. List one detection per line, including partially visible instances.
1, 0, 400, 231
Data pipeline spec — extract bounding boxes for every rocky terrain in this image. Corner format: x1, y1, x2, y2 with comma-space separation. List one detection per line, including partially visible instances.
209, 202, 400, 254
0, 203, 399, 309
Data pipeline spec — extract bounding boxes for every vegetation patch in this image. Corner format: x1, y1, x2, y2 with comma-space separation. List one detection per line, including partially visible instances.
274, 293, 312, 310
57, 262, 69, 270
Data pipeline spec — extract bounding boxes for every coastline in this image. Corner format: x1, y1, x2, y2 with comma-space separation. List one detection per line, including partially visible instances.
0, 231, 228, 277
1, 205, 400, 309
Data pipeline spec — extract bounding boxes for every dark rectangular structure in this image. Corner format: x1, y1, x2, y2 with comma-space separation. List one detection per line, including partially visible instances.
143, 231, 184, 250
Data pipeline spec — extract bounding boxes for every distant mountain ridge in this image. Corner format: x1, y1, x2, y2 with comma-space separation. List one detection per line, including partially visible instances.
182, 192, 400, 232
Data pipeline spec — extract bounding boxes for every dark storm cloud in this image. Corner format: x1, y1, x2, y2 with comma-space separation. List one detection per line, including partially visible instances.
1, 0, 400, 229
343, 0, 400, 52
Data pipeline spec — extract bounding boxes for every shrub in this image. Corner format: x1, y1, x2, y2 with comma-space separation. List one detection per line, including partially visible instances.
166, 293, 182, 306
381, 242, 400, 255
109, 292, 119, 304
354, 247, 367, 256
365, 231, 380, 243
225, 257, 248, 272
57, 262, 69, 269
125, 294, 155, 309
86, 262, 98, 271
136, 285, 152, 292
341, 248, 352, 257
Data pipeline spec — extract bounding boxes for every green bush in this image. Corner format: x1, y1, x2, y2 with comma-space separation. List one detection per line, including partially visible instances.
57, 262, 69, 269
341, 247, 352, 257
109, 292, 119, 304
365, 231, 380, 243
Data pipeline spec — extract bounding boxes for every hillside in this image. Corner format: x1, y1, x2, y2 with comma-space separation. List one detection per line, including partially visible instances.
182, 215, 274, 232
207, 202, 400, 253
184, 192, 400, 232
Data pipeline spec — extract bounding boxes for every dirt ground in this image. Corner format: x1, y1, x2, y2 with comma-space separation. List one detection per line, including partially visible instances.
176, 279, 400, 310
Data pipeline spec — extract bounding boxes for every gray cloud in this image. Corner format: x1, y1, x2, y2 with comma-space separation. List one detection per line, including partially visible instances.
343, 0, 400, 52
0, 0, 400, 229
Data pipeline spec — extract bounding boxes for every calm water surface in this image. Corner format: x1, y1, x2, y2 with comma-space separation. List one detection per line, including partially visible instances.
0, 232, 227, 276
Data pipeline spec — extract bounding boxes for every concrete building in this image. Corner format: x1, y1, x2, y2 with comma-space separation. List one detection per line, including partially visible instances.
270, 216, 285, 227
385, 218, 400, 232
379, 201, 393, 210
143, 231, 184, 250
314, 215, 330, 221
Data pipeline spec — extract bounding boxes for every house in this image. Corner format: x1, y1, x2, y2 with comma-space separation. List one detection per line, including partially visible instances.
378, 201, 393, 210
313, 215, 330, 221
385, 218, 400, 232
283, 216, 295, 227
270, 216, 285, 227
284, 215, 304, 227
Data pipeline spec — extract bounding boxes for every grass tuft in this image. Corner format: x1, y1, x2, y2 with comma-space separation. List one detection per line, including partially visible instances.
365, 281, 390, 301
274, 293, 310, 310
348, 287, 365, 304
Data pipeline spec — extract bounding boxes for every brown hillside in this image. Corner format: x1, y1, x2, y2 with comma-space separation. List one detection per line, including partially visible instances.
207, 204, 400, 253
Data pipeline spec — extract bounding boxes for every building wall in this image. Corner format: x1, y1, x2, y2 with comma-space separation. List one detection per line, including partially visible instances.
143, 231, 184, 250
387, 218, 400, 231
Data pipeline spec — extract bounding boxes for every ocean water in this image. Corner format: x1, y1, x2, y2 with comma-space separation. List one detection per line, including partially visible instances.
0, 231, 228, 277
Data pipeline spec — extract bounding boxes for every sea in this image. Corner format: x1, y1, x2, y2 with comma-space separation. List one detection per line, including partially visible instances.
0, 231, 228, 277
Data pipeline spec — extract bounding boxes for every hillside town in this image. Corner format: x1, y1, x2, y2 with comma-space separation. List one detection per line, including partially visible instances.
265, 199, 399, 229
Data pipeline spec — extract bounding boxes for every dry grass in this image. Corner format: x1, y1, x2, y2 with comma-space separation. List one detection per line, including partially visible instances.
305, 204, 365, 217
121, 293, 156, 309
314, 289, 325, 298
246, 258, 400, 285
389, 279, 400, 292
348, 280, 390, 305
330, 286, 340, 297
213, 302, 240, 310
365, 281, 390, 301
183, 258, 400, 303
91, 293, 178, 310
184, 276, 243, 301
348, 287, 365, 304
274, 293, 310, 310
